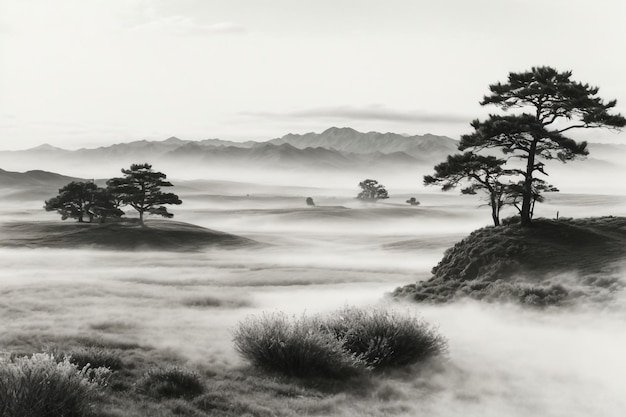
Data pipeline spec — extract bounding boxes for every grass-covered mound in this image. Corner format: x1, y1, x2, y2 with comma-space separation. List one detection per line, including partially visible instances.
0, 219, 256, 251
392, 217, 626, 306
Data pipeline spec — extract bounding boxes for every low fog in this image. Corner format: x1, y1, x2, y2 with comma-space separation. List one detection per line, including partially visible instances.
1, 164, 626, 416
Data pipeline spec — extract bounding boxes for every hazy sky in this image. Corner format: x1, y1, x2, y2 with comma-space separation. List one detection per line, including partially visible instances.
1, 0, 625, 150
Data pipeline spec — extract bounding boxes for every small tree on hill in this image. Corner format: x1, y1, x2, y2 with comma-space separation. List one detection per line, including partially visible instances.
44, 181, 122, 223
356, 179, 389, 202
424, 152, 512, 226
107, 163, 182, 226
460, 66, 625, 226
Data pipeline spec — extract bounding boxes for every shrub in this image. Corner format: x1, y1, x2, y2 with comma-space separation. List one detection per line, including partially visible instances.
0, 353, 110, 417
233, 308, 446, 378
233, 312, 367, 379
138, 366, 204, 399
66, 347, 125, 371
326, 307, 447, 369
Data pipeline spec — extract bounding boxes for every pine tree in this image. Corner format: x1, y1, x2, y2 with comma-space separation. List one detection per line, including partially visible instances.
424, 152, 511, 226
107, 163, 182, 226
44, 181, 122, 223
460, 66, 625, 226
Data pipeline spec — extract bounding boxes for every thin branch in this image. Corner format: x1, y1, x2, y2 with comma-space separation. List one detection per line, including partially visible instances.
557, 124, 588, 133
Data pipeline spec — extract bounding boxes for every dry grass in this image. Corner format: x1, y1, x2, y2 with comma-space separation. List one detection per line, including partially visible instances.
0, 353, 110, 417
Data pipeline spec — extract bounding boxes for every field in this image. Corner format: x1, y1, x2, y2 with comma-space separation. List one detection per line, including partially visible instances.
2, 177, 626, 416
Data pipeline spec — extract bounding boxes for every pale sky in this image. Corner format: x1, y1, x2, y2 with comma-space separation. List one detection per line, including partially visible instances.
1, 0, 625, 150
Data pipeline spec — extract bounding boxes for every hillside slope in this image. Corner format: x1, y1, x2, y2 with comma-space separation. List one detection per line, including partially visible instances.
392, 217, 626, 306
0, 168, 85, 200
0, 168, 82, 188
0, 220, 256, 251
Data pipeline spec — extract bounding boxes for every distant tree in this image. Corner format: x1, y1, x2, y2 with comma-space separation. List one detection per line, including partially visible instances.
460, 66, 625, 226
424, 152, 512, 226
356, 179, 389, 202
107, 163, 182, 226
305, 197, 316, 206
406, 197, 420, 206
44, 181, 122, 223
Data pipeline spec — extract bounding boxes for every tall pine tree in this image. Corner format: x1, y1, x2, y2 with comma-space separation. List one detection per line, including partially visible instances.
460, 66, 625, 226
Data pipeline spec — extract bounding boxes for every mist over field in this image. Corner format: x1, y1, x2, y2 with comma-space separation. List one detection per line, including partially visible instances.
1, 161, 626, 416
3, 0, 626, 413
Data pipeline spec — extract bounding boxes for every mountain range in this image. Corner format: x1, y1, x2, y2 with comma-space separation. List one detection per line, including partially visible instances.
1, 127, 459, 170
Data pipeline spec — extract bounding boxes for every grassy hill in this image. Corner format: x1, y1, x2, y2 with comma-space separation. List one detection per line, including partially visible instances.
392, 217, 626, 306
0, 220, 256, 251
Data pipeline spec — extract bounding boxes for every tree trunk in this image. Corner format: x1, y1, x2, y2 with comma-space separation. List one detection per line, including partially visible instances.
139, 210, 145, 227
490, 196, 500, 226
520, 140, 538, 227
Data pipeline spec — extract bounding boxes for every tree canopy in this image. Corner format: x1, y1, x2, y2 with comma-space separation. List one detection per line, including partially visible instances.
424, 152, 511, 226
356, 179, 389, 201
44, 181, 122, 223
107, 163, 182, 226
456, 66, 625, 226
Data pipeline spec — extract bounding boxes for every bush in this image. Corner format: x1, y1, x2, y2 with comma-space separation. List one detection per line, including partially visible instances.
138, 366, 204, 399
233, 308, 446, 378
326, 307, 447, 369
0, 353, 110, 417
233, 312, 367, 379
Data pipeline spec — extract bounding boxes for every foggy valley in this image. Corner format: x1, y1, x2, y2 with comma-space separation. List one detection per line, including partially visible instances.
3, 1, 626, 415
1, 128, 626, 416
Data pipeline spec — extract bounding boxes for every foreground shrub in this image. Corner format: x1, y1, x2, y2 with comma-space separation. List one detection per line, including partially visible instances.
233, 312, 367, 379
0, 353, 110, 417
326, 307, 447, 369
138, 366, 204, 399
233, 308, 446, 378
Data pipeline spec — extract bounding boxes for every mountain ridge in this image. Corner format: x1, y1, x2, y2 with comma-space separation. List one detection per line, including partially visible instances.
0, 127, 459, 170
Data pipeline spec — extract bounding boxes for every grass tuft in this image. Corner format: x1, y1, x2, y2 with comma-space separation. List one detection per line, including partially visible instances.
0, 353, 110, 417
63, 347, 125, 371
138, 366, 205, 399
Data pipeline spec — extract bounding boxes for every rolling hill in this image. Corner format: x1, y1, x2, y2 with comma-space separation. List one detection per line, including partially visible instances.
391, 217, 626, 306
0, 168, 86, 200
0, 220, 257, 251
0, 168, 82, 188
